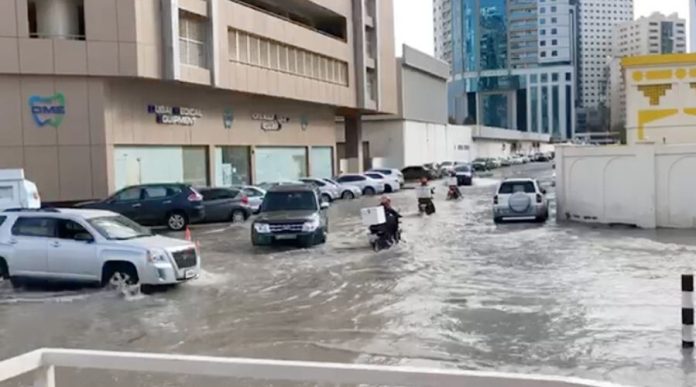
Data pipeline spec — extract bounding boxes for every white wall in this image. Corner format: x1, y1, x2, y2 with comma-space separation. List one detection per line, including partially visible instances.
403, 122, 473, 165
556, 142, 696, 228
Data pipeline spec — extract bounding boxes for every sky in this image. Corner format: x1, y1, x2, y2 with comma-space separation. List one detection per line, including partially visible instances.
394, 0, 690, 55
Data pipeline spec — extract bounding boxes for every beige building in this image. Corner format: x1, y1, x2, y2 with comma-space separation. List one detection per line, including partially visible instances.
0, 0, 397, 202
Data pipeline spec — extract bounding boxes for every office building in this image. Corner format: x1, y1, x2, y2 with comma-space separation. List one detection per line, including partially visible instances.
607, 12, 686, 130
0, 0, 398, 202
445, 0, 577, 140
691, 0, 696, 52
433, 0, 453, 68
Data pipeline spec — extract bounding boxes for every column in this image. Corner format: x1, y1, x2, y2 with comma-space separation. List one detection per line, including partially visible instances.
35, 0, 79, 38
344, 116, 363, 173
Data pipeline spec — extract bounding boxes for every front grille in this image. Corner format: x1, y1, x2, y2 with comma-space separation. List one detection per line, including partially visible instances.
172, 248, 197, 269
269, 223, 304, 234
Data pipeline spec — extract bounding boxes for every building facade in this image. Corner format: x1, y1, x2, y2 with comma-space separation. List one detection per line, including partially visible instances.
691, 0, 696, 53
0, 0, 398, 202
445, 0, 577, 141
433, 0, 452, 68
607, 13, 686, 130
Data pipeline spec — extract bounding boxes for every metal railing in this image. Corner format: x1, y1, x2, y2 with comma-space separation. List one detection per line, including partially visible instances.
0, 348, 630, 387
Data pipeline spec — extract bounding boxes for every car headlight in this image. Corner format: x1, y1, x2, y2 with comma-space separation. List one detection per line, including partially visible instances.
147, 248, 168, 263
302, 217, 320, 232
254, 223, 271, 233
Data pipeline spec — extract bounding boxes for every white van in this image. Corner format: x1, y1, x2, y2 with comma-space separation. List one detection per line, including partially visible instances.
0, 169, 41, 211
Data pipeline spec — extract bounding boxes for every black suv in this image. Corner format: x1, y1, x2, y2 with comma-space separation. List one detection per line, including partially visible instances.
251, 184, 329, 247
78, 183, 205, 231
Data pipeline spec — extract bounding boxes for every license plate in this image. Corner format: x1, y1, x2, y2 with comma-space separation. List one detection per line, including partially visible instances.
276, 235, 297, 240
185, 270, 196, 279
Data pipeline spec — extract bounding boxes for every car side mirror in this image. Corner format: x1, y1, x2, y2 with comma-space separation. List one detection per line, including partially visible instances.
321, 202, 330, 210
541, 189, 547, 195
74, 233, 94, 243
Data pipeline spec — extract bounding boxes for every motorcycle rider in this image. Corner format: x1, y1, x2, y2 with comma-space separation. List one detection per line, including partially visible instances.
417, 177, 436, 214
447, 171, 463, 200
379, 196, 401, 241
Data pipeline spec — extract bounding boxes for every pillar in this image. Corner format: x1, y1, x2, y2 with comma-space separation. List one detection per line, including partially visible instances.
344, 116, 363, 173
35, 0, 80, 39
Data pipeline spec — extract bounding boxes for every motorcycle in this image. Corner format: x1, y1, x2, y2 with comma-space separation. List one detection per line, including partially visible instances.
418, 197, 436, 215
368, 223, 401, 252
446, 185, 462, 201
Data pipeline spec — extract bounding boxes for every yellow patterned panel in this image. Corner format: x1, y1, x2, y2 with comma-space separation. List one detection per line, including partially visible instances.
637, 109, 679, 140
637, 84, 672, 106
645, 70, 673, 80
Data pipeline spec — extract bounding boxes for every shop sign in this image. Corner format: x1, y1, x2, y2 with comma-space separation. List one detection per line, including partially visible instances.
29, 93, 66, 128
223, 108, 234, 129
147, 104, 202, 126
252, 113, 290, 132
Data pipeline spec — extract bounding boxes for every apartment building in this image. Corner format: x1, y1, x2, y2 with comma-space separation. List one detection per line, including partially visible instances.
607, 12, 686, 130
433, 0, 452, 67
445, 0, 577, 140
0, 0, 397, 202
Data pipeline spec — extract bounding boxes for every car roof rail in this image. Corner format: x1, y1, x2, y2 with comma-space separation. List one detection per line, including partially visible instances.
2, 208, 61, 213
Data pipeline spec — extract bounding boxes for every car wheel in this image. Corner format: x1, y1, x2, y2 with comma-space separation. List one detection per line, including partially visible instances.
363, 187, 376, 196
167, 211, 188, 231
230, 209, 247, 224
494, 216, 503, 224
102, 263, 139, 288
0, 259, 8, 280
342, 191, 355, 200
321, 193, 332, 203
384, 185, 393, 193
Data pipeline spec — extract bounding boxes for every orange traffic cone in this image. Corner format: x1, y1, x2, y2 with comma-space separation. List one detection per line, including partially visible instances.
184, 226, 192, 241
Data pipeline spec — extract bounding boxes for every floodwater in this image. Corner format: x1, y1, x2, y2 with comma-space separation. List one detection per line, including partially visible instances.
1, 163, 695, 387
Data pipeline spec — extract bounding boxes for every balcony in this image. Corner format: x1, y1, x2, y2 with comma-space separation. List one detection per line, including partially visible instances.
0, 348, 628, 387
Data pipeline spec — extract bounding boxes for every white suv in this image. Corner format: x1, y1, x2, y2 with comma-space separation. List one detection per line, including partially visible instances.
493, 178, 549, 223
0, 209, 200, 288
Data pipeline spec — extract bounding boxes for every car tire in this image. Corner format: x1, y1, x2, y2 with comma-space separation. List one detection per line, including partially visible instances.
102, 263, 139, 289
384, 185, 393, 193
494, 216, 504, 224
321, 193, 332, 203
0, 258, 8, 281
363, 187, 376, 196
166, 211, 188, 231
230, 209, 247, 224
342, 191, 355, 200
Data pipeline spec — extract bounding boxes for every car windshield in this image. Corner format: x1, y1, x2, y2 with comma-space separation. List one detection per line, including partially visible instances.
322, 178, 340, 186
455, 165, 471, 172
261, 191, 318, 212
87, 215, 152, 240
365, 173, 383, 180
499, 181, 536, 194
441, 162, 453, 166
373, 169, 392, 175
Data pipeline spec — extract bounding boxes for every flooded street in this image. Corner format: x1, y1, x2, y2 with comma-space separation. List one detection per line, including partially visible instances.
1, 163, 695, 387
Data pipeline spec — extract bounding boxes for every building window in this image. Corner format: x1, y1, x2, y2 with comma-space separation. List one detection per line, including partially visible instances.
215, 147, 251, 186
179, 12, 208, 68
28, 0, 85, 40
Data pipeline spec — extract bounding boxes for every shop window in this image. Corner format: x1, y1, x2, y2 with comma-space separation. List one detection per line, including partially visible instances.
215, 146, 251, 186
28, 0, 85, 40
255, 147, 307, 184
179, 11, 208, 68
310, 147, 334, 179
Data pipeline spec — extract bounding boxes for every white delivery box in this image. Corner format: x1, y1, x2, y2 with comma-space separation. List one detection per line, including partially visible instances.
361, 206, 386, 226
447, 177, 458, 186
0, 169, 41, 211
415, 186, 433, 199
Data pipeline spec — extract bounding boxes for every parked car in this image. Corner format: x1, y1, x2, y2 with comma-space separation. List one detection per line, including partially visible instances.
0, 208, 200, 288
78, 184, 205, 231
472, 159, 489, 172
300, 178, 340, 202
335, 174, 385, 195
439, 161, 456, 175
493, 178, 549, 223
499, 157, 512, 167
364, 172, 401, 193
0, 169, 40, 211
251, 185, 329, 247
368, 168, 405, 185
401, 165, 437, 182
197, 187, 252, 224
321, 178, 362, 200
423, 163, 443, 178
453, 164, 474, 186
257, 180, 303, 190
232, 185, 266, 214
486, 158, 501, 169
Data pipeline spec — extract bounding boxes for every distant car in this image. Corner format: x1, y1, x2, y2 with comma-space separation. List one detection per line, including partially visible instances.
336, 174, 385, 195
321, 178, 362, 200
0, 169, 41, 211
472, 159, 488, 172
0, 209, 200, 288
257, 180, 304, 190
251, 185, 329, 247
423, 163, 443, 178
439, 161, 455, 175
197, 187, 252, 224
453, 164, 474, 186
486, 158, 501, 169
364, 172, 401, 193
493, 178, 549, 223
401, 166, 437, 182
232, 185, 266, 214
300, 178, 340, 202
499, 157, 512, 167
368, 168, 405, 185
78, 183, 205, 231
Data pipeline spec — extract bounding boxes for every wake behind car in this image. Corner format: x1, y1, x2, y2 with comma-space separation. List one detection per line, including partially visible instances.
0, 209, 200, 288
493, 178, 549, 223
251, 185, 329, 247
78, 183, 205, 231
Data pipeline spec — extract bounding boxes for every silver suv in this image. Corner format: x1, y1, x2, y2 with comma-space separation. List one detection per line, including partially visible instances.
0, 209, 200, 288
493, 178, 549, 223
